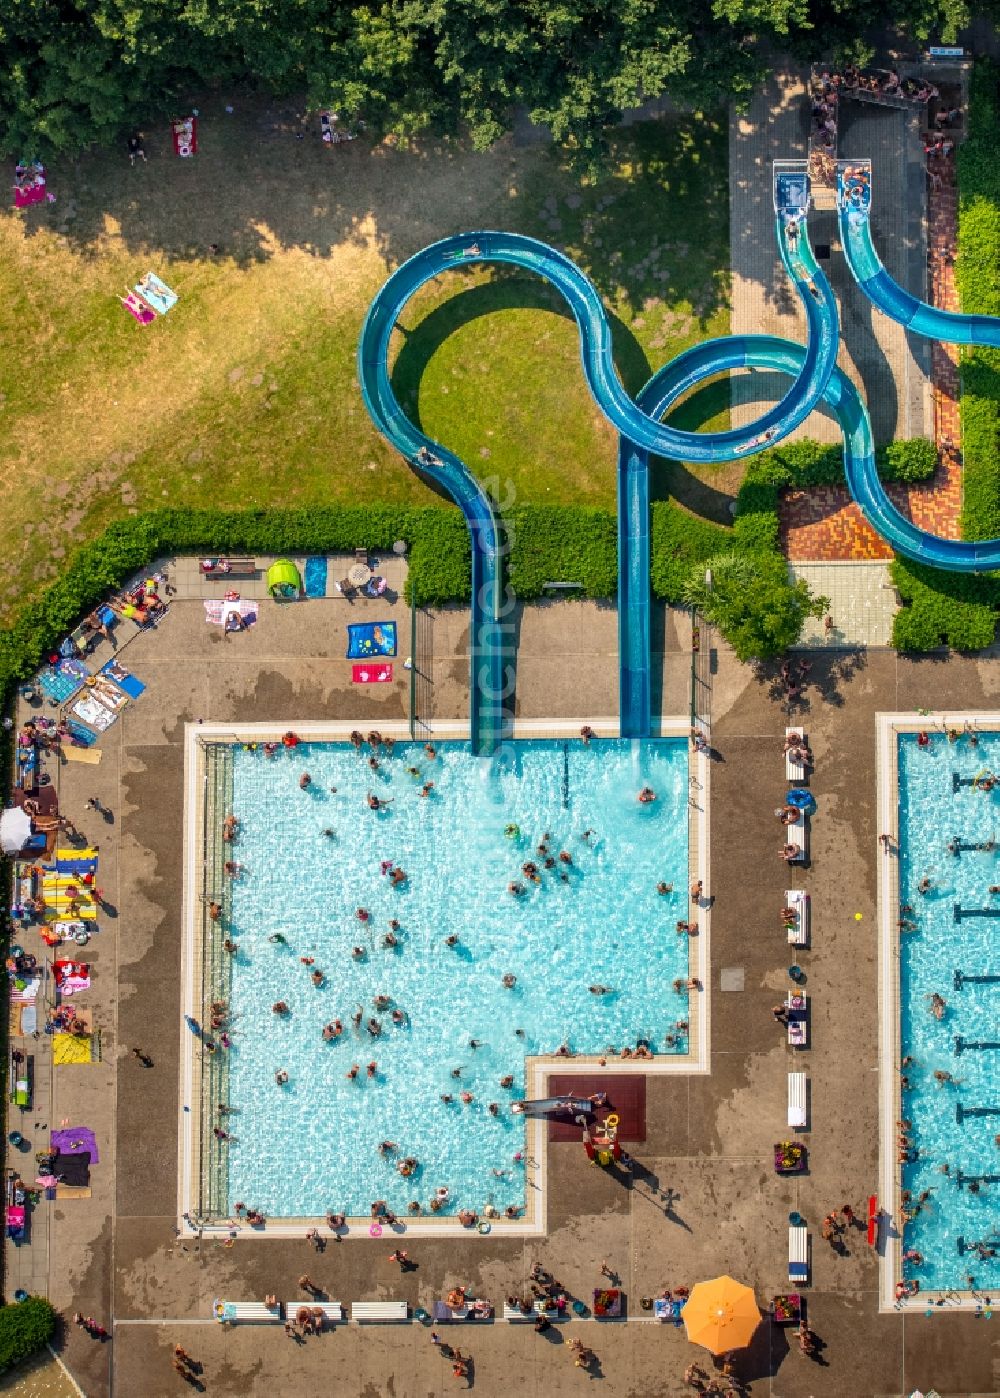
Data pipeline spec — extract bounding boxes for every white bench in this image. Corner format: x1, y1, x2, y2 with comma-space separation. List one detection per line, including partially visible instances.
503, 1302, 538, 1322
788, 1072, 807, 1128
212, 1300, 281, 1324
786, 728, 808, 782
352, 1301, 408, 1323
785, 889, 809, 946
789, 1225, 809, 1283
284, 1301, 342, 1325
785, 809, 807, 863
787, 993, 808, 1048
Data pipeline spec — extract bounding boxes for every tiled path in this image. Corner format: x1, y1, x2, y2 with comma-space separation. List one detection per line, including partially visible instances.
789, 561, 896, 647
778, 109, 963, 562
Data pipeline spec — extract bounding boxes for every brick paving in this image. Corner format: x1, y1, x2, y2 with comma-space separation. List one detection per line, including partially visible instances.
779, 96, 964, 562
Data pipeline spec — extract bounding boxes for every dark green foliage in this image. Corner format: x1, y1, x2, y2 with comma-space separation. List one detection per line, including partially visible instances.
506, 506, 618, 599
890, 559, 1000, 652
892, 60, 1000, 651
682, 552, 829, 662
0, 1297, 56, 1374
650, 504, 732, 600
2, 3, 994, 163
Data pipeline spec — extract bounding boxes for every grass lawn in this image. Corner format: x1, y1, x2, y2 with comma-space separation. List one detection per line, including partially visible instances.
0, 95, 730, 623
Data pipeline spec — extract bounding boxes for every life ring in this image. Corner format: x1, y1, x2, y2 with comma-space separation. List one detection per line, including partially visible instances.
477, 1221, 491, 1234
369, 1222, 382, 1238
73, 930, 90, 946
605, 1113, 620, 1130
178, 142, 192, 158
504, 824, 520, 840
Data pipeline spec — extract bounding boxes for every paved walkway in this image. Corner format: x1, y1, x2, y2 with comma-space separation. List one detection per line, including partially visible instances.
788, 561, 897, 647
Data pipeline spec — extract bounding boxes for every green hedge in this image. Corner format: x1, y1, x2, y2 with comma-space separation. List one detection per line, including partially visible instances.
0, 433, 943, 700
891, 60, 1000, 651
0, 1297, 55, 1374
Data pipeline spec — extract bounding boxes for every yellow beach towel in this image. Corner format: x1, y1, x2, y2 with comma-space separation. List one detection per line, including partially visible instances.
62, 746, 102, 765
53, 1033, 93, 1065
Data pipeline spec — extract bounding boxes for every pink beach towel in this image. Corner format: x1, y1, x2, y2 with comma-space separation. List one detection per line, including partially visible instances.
121, 292, 156, 325
352, 664, 393, 684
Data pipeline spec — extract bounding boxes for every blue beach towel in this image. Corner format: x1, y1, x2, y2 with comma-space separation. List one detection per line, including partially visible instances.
65, 719, 97, 747
303, 557, 328, 598
101, 660, 145, 699
346, 621, 397, 658
134, 271, 178, 315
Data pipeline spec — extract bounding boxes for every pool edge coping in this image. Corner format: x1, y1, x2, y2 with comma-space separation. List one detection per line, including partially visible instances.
177, 717, 710, 1240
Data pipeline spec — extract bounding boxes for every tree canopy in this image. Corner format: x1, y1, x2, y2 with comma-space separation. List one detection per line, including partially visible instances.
1, 1, 998, 160
683, 552, 829, 660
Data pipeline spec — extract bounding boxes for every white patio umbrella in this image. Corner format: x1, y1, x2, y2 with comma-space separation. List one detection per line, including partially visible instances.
0, 806, 33, 855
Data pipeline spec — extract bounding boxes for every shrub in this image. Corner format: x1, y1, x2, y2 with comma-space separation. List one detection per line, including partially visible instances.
507, 506, 618, 599
890, 558, 1000, 652
682, 552, 829, 662
650, 503, 732, 600
0, 1297, 56, 1374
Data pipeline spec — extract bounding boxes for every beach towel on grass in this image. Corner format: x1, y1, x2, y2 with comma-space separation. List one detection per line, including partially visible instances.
121, 292, 156, 325
134, 272, 177, 315
352, 664, 393, 684
303, 556, 328, 598
346, 621, 396, 658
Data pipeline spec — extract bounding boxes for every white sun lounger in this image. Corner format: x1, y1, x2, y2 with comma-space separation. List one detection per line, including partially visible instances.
284, 1301, 343, 1325
503, 1302, 538, 1321
212, 1300, 281, 1324
787, 993, 808, 1047
352, 1300, 408, 1322
789, 1225, 809, 1283
788, 1072, 807, 1127
785, 728, 807, 782
785, 809, 807, 863
785, 889, 809, 946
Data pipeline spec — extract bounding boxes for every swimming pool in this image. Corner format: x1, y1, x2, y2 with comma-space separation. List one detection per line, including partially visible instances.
896, 729, 1000, 1296
214, 736, 691, 1221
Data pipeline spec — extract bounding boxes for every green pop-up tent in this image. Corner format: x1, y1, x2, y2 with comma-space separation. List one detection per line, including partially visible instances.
267, 559, 301, 599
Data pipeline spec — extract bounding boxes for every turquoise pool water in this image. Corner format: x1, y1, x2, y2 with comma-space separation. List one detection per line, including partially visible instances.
898, 732, 1000, 1294
222, 738, 690, 1218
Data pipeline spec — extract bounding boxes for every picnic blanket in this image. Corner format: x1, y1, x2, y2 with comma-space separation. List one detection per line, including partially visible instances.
121, 292, 156, 325
352, 664, 393, 684
346, 621, 396, 658
134, 272, 178, 315
55, 850, 99, 875
50, 1127, 99, 1163
101, 659, 145, 698
304, 556, 327, 598
10, 975, 41, 1005
13, 163, 48, 208
70, 695, 117, 732
52, 1032, 94, 1066
204, 600, 258, 627
63, 746, 102, 765
54, 960, 91, 995
171, 116, 197, 157
38, 658, 90, 704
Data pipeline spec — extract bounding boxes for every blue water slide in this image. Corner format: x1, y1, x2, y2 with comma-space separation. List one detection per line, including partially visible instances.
359, 206, 838, 748
837, 164, 1000, 347
634, 332, 1000, 572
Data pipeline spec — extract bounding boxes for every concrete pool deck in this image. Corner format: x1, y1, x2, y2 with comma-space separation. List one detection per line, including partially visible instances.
7, 591, 1000, 1396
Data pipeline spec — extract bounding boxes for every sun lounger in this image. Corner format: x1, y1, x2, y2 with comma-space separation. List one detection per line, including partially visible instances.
785, 728, 808, 783
351, 1301, 408, 1322
787, 993, 808, 1047
788, 1226, 809, 1283
212, 1300, 281, 1324
503, 1302, 538, 1321
786, 809, 807, 863
284, 1301, 342, 1325
785, 889, 809, 946
788, 1072, 807, 1127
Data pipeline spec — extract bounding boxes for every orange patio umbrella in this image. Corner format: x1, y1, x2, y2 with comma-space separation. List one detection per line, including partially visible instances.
682, 1275, 761, 1354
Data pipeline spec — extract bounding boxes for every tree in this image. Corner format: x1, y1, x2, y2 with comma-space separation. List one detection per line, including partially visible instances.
682, 552, 829, 661
0, 1297, 56, 1374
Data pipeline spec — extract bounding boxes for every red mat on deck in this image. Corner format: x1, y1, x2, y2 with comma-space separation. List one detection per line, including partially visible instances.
545, 1074, 646, 1143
